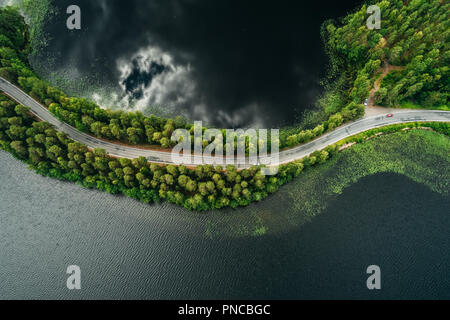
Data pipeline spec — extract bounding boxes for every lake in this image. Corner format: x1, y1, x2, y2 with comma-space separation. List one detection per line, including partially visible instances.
34, 0, 363, 128
0, 150, 449, 299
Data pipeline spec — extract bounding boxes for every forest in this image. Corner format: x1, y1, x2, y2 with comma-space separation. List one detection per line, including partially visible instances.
323, 0, 448, 109
282, 0, 448, 142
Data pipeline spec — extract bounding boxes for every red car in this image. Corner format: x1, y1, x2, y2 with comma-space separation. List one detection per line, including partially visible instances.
387, 113, 394, 118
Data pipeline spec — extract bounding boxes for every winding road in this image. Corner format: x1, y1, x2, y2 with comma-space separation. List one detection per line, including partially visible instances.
1, 76, 449, 168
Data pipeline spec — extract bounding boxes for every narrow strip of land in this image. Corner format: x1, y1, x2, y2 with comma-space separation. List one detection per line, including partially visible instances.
1, 76, 449, 168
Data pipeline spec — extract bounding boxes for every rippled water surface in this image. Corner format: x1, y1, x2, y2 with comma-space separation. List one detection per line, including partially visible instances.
0, 151, 449, 299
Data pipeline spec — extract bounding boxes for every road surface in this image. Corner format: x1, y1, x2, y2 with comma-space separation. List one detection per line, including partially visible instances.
1, 76, 449, 168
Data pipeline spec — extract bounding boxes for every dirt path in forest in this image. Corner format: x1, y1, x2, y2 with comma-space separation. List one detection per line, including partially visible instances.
365, 62, 406, 116
368, 62, 405, 106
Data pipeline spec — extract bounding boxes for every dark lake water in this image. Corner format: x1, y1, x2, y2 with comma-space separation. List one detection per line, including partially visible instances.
1, 150, 449, 299
35, 0, 362, 127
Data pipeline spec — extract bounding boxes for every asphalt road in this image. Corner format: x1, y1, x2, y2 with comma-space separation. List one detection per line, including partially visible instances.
1, 76, 449, 168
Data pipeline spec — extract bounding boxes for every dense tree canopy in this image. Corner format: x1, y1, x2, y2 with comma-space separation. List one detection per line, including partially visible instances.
324, 0, 449, 108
